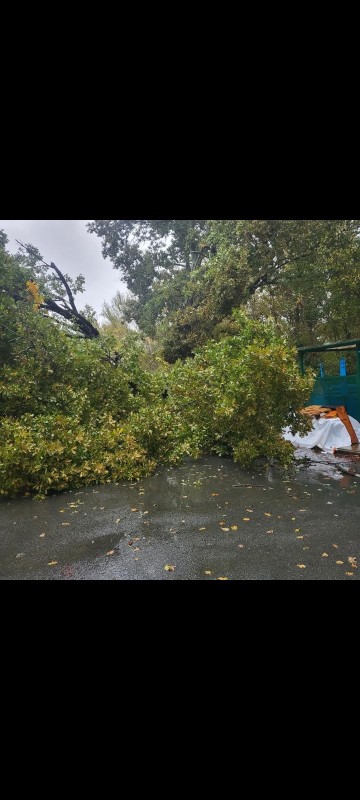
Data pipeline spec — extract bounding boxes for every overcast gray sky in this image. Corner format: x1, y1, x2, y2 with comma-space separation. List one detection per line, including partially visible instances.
0, 220, 126, 319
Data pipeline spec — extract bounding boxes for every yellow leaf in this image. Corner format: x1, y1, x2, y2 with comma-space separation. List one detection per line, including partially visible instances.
164, 564, 175, 572
296, 535, 304, 539
211, 493, 219, 497
218, 577, 229, 580
348, 557, 358, 568
296, 564, 306, 569
243, 517, 250, 521
238, 544, 244, 549
291, 517, 296, 521
264, 513, 272, 517
199, 527, 206, 531
222, 527, 230, 532
332, 544, 339, 549
131, 508, 139, 512
346, 572, 354, 576
336, 561, 344, 565
231, 525, 238, 531
107, 550, 115, 556
48, 561, 58, 567
61, 523, 70, 526
39, 533, 46, 539
295, 528, 301, 533
205, 571, 212, 576
246, 509, 253, 513
322, 553, 329, 558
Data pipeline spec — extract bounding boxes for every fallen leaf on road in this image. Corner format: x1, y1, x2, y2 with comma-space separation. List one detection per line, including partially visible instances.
297, 535, 304, 539
116, 519, 121, 524
295, 528, 301, 533
199, 527, 206, 531
133, 547, 140, 552
322, 553, 329, 558
296, 564, 306, 569
164, 564, 175, 572
48, 561, 58, 566
267, 530, 274, 534
222, 527, 230, 532
128, 540, 134, 546
243, 518, 250, 522
346, 572, 354, 576
238, 544, 244, 549
107, 550, 115, 556
292, 517, 296, 521
231, 526, 238, 531
336, 561, 344, 565
211, 493, 219, 496
61, 523, 70, 526
131, 508, 139, 512
348, 557, 358, 569
205, 571, 212, 576
332, 544, 339, 549
218, 577, 229, 580
264, 513, 272, 517
39, 533, 46, 539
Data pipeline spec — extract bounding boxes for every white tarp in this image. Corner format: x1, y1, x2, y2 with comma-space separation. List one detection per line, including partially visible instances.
283, 415, 360, 452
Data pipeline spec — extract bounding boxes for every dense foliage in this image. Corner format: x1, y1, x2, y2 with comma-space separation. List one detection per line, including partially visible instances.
6, 217, 359, 498
89, 219, 360, 361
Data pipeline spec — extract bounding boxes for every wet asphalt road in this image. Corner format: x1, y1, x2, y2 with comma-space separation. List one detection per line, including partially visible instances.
0, 455, 359, 580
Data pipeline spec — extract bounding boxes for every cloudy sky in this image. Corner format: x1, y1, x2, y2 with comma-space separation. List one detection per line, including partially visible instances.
0, 220, 126, 319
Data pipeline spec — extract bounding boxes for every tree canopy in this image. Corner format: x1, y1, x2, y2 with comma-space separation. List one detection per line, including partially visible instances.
3, 218, 359, 498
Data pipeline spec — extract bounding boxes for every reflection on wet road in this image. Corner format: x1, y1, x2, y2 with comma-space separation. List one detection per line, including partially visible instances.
1, 454, 359, 580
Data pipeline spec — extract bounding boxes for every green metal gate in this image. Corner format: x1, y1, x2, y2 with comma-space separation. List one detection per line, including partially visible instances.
298, 339, 360, 423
